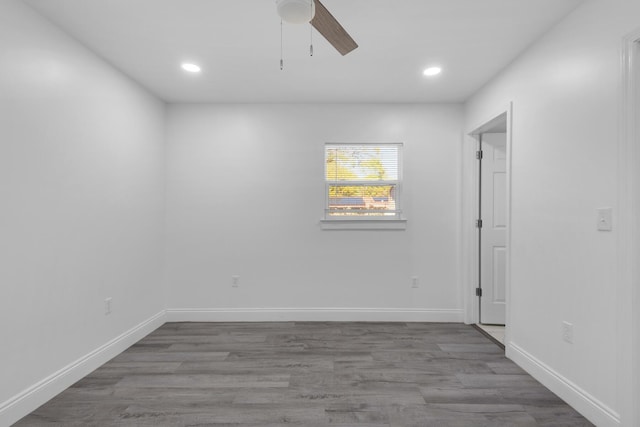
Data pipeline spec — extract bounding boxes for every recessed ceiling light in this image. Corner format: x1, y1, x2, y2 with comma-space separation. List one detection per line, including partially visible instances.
181, 63, 201, 73
423, 66, 442, 77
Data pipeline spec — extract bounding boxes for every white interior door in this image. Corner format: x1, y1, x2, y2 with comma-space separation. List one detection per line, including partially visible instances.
480, 133, 507, 324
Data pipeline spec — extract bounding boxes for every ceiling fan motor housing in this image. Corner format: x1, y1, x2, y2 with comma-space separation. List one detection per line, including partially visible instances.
277, 0, 316, 24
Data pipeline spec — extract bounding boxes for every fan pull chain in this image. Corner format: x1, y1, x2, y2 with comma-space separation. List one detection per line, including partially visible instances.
309, 0, 314, 56
280, 19, 284, 70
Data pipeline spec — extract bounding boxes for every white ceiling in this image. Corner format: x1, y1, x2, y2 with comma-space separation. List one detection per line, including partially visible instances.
24, 0, 584, 103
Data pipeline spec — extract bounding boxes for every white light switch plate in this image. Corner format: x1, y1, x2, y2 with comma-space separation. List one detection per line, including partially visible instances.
596, 208, 613, 231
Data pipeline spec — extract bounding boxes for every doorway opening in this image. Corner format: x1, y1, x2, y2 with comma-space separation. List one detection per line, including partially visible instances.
465, 106, 512, 346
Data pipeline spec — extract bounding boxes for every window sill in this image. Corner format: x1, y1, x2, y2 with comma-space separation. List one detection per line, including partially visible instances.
320, 218, 407, 230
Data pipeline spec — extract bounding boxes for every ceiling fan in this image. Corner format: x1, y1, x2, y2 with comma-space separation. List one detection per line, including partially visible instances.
276, 0, 358, 56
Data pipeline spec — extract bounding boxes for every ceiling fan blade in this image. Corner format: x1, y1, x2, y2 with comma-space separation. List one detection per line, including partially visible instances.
311, 0, 358, 56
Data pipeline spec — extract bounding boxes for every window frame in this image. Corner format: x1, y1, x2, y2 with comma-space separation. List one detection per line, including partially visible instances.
321, 142, 407, 230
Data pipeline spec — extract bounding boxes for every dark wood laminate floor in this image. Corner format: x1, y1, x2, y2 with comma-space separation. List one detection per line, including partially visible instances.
14, 322, 593, 426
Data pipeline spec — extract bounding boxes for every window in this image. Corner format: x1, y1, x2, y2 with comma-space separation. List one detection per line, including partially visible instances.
323, 143, 405, 228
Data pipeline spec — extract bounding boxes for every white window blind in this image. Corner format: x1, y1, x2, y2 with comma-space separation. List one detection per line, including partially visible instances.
324, 143, 402, 219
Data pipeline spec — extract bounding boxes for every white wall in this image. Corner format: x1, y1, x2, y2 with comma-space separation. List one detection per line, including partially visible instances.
165, 104, 463, 321
464, 1, 640, 426
4, 0, 637, 425
0, 0, 166, 424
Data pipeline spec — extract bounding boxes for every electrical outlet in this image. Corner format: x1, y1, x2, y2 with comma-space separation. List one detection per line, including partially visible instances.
411, 276, 419, 288
105, 297, 112, 315
232, 275, 240, 287
562, 321, 573, 343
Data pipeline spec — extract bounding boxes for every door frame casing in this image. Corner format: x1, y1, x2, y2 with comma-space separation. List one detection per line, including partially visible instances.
461, 103, 513, 336
619, 30, 640, 427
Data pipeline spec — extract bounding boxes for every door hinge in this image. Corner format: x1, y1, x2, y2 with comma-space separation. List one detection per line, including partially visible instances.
476, 287, 483, 297
476, 219, 483, 228
476, 150, 483, 160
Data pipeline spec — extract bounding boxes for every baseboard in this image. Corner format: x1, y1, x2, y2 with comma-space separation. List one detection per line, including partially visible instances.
165, 307, 464, 323
507, 342, 620, 427
0, 310, 166, 427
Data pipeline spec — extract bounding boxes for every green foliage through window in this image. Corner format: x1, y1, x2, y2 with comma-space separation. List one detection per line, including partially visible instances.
325, 144, 401, 217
